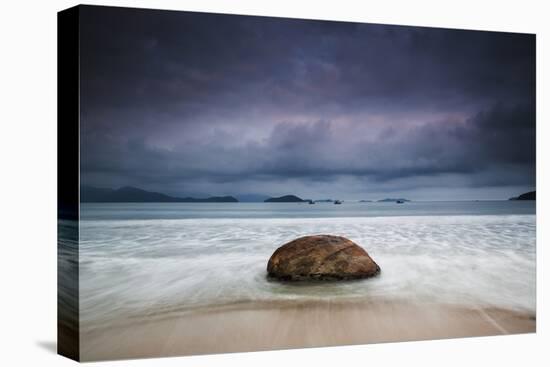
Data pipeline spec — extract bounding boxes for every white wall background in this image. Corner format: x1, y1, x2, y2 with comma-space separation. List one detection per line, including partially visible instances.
0, 1, 547, 366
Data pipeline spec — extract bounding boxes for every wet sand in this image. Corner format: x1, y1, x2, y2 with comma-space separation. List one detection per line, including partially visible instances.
80, 299, 535, 361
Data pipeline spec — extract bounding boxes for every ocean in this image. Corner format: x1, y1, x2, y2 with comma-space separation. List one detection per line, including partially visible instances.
76, 201, 536, 332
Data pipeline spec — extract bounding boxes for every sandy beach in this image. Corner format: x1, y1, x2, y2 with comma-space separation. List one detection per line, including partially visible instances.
76, 208, 536, 362
80, 299, 535, 361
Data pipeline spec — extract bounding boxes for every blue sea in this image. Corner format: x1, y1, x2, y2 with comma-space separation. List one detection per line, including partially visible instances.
76, 201, 536, 331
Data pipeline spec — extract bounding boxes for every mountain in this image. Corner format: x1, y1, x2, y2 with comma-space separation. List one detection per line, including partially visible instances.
97, 186, 177, 202
236, 194, 271, 202
509, 191, 536, 201
377, 198, 411, 203
80, 185, 238, 203
264, 195, 305, 203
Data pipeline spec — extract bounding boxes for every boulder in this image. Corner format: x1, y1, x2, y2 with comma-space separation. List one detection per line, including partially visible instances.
267, 235, 380, 281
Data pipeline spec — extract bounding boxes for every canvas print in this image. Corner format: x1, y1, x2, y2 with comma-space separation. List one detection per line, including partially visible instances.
58, 5, 536, 362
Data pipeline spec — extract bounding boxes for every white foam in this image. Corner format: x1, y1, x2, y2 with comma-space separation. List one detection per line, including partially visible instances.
79, 215, 535, 329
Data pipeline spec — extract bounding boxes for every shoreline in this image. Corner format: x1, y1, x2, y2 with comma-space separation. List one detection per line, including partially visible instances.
80, 299, 535, 361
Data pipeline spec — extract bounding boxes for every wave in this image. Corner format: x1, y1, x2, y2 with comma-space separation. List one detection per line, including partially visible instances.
78, 215, 536, 330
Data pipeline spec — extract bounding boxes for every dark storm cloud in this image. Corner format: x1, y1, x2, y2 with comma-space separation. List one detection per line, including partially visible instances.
79, 6, 535, 199
81, 102, 534, 184
80, 9, 534, 120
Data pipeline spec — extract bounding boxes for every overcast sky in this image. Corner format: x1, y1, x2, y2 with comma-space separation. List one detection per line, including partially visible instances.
79, 6, 535, 200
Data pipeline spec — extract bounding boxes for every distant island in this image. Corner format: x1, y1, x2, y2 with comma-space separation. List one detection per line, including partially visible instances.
81, 188, 535, 203
264, 195, 305, 203
377, 198, 411, 203
509, 191, 536, 201
81, 185, 239, 203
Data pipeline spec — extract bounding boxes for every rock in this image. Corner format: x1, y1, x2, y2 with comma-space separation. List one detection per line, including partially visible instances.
264, 195, 305, 202
267, 235, 380, 281
377, 198, 410, 203
509, 191, 535, 201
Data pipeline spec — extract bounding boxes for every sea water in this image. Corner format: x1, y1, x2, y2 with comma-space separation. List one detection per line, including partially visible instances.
78, 201, 536, 330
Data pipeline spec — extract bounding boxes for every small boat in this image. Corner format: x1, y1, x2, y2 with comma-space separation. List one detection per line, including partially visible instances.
396, 200, 405, 204
334, 200, 342, 205
308, 200, 315, 204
